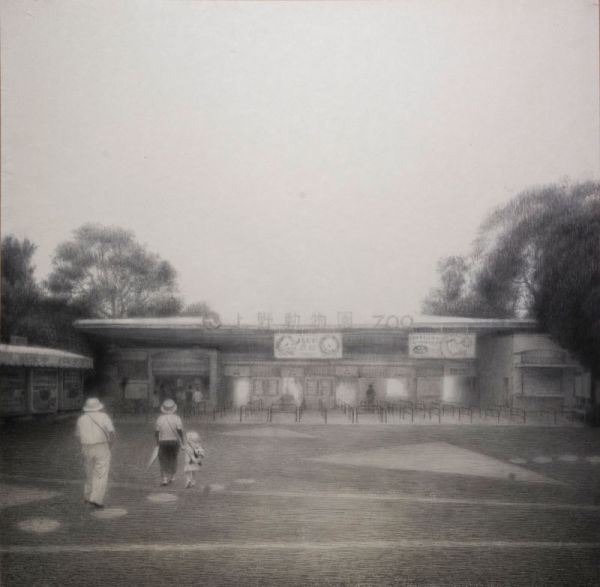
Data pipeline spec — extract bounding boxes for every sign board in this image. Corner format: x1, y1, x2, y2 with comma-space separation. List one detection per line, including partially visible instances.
274, 333, 342, 359
224, 365, 251, 377
444, 363, 477, 377
360, 366, 387, 378
151, 351, 208, 375
250, 364, 277, 377
409, 333, 476, 359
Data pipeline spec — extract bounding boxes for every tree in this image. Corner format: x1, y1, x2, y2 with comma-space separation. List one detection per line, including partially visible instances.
129, 295, 184, 317
1, 235, 92, 353
422, 180, 600, 422
533, 199, 600, 423
422, 181, 600, 318
180, 301, 221, 327
47, 224, 182, 318
1, 236, 41, 342
423, 255, 470, 316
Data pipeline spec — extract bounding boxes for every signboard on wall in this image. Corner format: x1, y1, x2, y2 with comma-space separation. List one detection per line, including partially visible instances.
31, 369, 58, 413
224, 365, 251, 377
274, 333, 342, 359
409, 333, 476, 359
444, 363, 477, 377
151, 351, 208, 375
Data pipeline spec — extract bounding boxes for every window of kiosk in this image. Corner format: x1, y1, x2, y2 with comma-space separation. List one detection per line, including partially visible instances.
32, 369, 58, 412
0, 367, 27, 413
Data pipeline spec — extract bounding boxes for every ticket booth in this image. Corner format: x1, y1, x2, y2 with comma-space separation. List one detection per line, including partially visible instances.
0, 344, 93, 419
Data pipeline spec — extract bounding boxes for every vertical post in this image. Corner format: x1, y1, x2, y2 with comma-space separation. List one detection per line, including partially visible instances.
208, 350, 218, 409
147, 351, 153, 422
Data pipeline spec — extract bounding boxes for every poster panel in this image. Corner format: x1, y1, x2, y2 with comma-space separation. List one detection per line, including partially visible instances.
0, 367, 27, 414
409, 333, 476, 359
274, 333, 342, 359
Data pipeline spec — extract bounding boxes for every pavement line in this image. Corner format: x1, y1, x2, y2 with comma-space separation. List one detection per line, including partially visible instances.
2, 473, 600, 512
2, 540, 600, 554
225, 490, 600, 512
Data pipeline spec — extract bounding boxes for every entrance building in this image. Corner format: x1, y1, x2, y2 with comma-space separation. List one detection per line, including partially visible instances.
74, 316, 591, 413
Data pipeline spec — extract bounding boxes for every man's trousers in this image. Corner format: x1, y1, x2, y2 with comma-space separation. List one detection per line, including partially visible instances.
82, 443, 111, 505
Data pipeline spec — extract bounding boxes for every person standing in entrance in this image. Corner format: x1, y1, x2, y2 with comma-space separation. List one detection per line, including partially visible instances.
192, 384, 204, 415
366, 384, 376, 407
155, 399, 185, 486
75, 397, 115, 509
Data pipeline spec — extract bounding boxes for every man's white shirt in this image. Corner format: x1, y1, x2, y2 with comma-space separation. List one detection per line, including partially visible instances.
76, 412, 115, 445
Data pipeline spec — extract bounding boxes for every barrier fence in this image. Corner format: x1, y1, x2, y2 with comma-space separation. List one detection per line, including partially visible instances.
108, 397, 590, 427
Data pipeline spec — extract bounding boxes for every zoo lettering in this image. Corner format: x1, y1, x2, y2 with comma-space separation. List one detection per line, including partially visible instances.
372, 315, 414, 328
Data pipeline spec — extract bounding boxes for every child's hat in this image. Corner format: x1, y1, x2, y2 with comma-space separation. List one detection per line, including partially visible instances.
187, 431, 200, 442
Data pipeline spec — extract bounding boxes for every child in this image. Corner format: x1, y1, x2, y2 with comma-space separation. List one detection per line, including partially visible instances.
183, 431, 205, 488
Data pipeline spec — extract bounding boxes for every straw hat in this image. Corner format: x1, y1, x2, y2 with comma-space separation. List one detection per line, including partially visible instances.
161, 399, 177, 414
83, 398, 104, 412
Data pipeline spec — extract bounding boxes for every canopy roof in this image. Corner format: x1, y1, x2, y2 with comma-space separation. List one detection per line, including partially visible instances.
0, 344, 93, 369
74, 316, 539, 353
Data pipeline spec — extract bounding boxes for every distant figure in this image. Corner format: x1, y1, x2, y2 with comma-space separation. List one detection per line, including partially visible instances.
366, 384, 376, 406
75, 397, 115, 509
152, 389, 160, 412
183, 431, 205, 488
192, 385, 204, 415
185, 385, 194, 416
155, 399, 185, 486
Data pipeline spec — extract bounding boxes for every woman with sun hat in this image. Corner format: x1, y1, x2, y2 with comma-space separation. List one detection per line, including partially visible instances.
154, 399, 185, 485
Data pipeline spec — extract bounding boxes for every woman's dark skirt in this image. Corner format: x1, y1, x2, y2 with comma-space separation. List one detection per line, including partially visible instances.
158, 441, 180, 477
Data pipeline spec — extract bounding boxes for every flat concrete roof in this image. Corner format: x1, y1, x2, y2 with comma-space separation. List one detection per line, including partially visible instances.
74, 316, 539, 352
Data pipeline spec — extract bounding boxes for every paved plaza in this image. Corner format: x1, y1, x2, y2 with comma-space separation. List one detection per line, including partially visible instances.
1, 413, 600, 586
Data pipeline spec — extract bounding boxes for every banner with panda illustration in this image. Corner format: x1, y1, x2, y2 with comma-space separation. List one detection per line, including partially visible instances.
274, 333, 342, 359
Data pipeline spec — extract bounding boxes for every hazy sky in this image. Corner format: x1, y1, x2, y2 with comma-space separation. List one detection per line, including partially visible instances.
2, 0, 599, 325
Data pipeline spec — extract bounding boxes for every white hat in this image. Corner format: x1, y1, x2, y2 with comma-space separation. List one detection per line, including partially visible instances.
161, 399, 177, 414
83, 398, 104, 412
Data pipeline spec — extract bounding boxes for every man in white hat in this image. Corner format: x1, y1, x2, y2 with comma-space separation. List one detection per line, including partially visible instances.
75, 397, 115, 508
